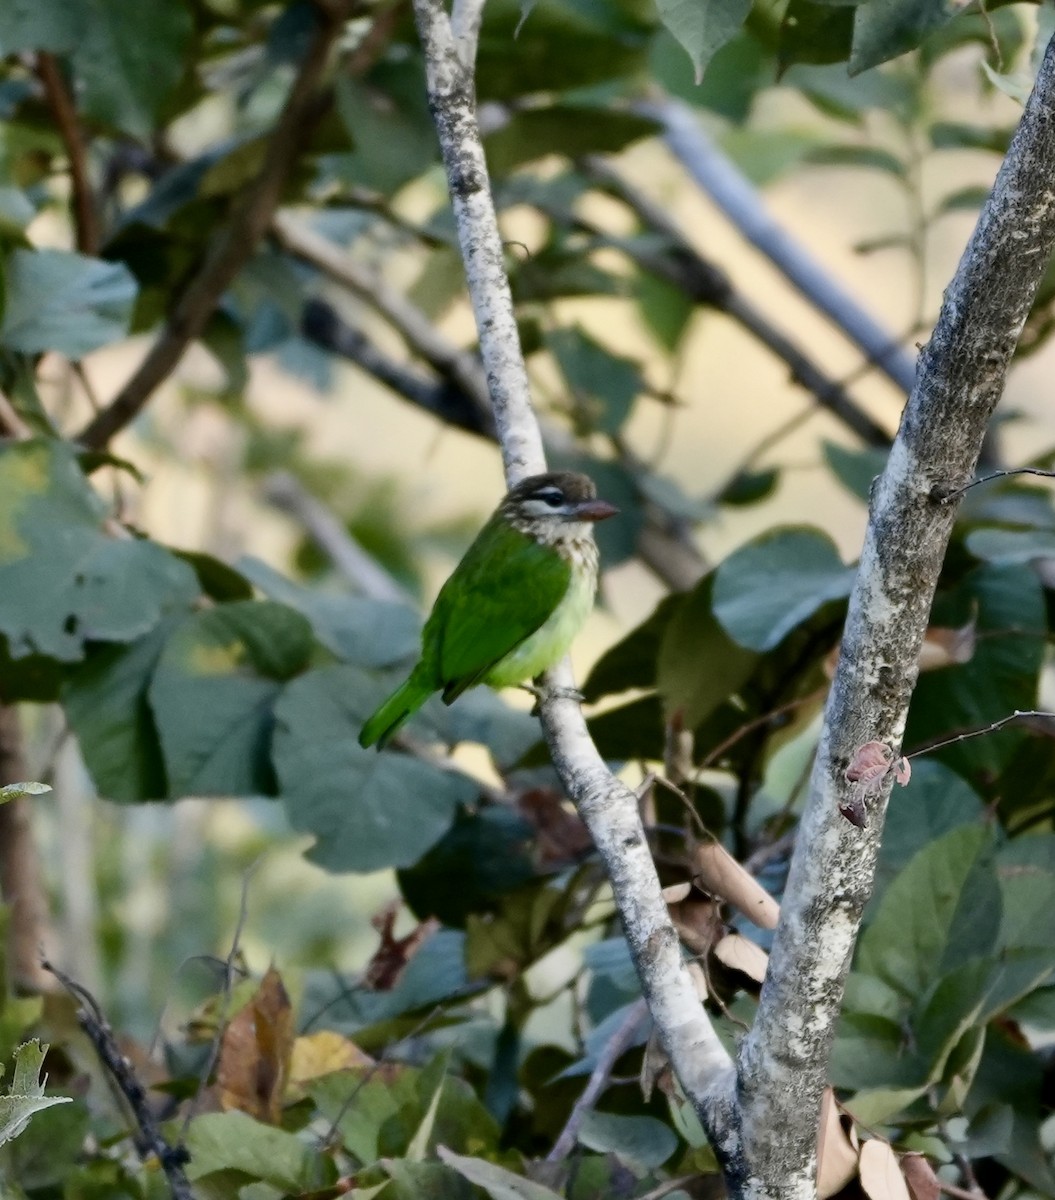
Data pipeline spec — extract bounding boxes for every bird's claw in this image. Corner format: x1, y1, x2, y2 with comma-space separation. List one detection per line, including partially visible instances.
520, 682, 585, 713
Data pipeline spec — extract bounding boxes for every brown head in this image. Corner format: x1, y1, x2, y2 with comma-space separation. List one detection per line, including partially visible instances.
500, 471, 618, 532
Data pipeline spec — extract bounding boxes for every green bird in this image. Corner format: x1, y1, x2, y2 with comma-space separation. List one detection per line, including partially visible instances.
359, 471, 617, 749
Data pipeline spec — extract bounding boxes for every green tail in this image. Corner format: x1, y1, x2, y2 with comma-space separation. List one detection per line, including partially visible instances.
358, 672, 433, 749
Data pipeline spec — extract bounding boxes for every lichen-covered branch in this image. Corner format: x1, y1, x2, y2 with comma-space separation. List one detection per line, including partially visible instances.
411, 0, 734, 1132
732, 32, 1055, 1200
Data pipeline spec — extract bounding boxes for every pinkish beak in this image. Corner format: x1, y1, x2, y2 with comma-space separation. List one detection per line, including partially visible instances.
572, 498, 619, 522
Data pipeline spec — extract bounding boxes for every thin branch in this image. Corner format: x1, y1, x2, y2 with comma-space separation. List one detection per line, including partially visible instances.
933, 464, 1055, 501
642, 97, 918, 396
906, 709, 1055, 758
77, 0, 351, 449
36, 53, 100, 255
412, 0, 734, 1155
579, 158, 891, 448
735, 30, 1055, 1200
261, 470, 412, 604
546, 997, 649, 1163
42, 961, 194, 1200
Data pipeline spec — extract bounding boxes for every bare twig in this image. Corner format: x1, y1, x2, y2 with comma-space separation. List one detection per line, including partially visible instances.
906, 709, 1055, 758
36, 53, 100, 255
933, 464, 1055, 501
78, 0, 351, 449
546, 997, 649, 1163
261, 470, 411, 603
643, 97, 919, 396
42, 961, 194, 1200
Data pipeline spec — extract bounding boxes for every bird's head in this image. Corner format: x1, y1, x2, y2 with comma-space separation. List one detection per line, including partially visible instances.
501, 472, 618, 540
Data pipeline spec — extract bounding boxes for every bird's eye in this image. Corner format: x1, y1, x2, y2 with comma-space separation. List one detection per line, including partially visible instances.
534, 488, 564, 508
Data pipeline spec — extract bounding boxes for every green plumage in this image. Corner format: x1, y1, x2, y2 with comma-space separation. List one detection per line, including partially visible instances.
359, 472, 613, 750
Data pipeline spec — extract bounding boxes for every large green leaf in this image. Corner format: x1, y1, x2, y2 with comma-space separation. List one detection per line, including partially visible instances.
656, 0, 752, 83
273, 665, 478, 872
185, 1110, 328, 1192
850, 0, 955, 74
712, 527, 855, 651
148, 601, 314, 797
577, 1110, 678, 1170
485, 108, 657, 175
905, 564, 1045, 782
858, 826, 1000, 999
71, 0, 193, 137
0, 441, 197, 662
438, 1147, 563, 1200
547, 326, 644, 436
0, 0, 84, 52
64, 615, 187, 802
0, 249, 137, 358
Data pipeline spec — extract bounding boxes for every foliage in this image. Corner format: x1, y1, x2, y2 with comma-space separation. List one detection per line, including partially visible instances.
1, 0, 1055, 1197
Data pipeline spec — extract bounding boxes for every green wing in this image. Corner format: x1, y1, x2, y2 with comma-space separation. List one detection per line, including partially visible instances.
424, 518, 572, 703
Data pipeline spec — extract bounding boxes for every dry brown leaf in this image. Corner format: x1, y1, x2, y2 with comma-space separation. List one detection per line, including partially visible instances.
816, 1088, 859, 1199
918, 619, 977, 672
217, 965, 294, 1124
695, 842, 781, 930
900, 1154, 940, 1200
860, 1140, 912, 1200
667, 886, 724, 956
364, 903, 439, 991
639, 1029, 670, 1102
713, 933, 769, 983
662, 882, 693, 903
516, 786, 593, 864
687, 960, 709, 1000
288, 1031, 373, 1091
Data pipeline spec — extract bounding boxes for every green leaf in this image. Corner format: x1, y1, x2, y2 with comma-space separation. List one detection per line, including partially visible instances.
547, 326, 643, 436
779, 1, 854, 73
0, 782, 50, 805
0, 0, 84, 53
805, 144, 906, 176
995, 837, 1055, 952
859, 825, 999, 999
485, 107, 657, 175
712, 527, 855, 651
437, 1147, 562, 1200
655, 0, 752, 84
635, 270, 694, 351
384, 1159, 476, 1200
273, 665, 478, 871
577, 1110, 678, 1170
583, 593, 679, 701
0, 249, 137, 358
0, 1041, 72, 1148
905, 564, 1045, 781
71, 0, 193, 138
63, 616, 186, 802
823, 441, 890, 502
238, 556, 421, 669
185, 1110, 325, 1192
965, 527, 1055, 564
0, 441, 198, 662
656, 572, 758, 727
850, 0, 956, 74
148, 602, 314, 797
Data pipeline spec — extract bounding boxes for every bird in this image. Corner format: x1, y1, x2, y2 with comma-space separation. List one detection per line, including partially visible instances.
359, 471, 618, 749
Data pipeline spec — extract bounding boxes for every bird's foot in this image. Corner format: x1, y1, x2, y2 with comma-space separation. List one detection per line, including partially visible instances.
520, 682, 585, 713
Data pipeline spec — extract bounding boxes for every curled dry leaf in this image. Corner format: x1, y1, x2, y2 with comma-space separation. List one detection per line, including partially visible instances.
516, 786, 593, 864
817, 1088, 859, 1200
687, 960, 709, 1000
917, 617, 976, 672
694, 841, 781, 930
900, 1154, 940, 1200
839, 795, 869, 828
661, 881, 693, 904
666, 883, 724, 956
217, 965, 294, 1125
364, 901, 439, 991
859, 1139, 912, 1200
713, 933, 769, 984
845, 741, 895, 786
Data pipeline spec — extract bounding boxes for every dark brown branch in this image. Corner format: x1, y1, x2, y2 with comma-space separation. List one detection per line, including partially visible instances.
42, 961, 194, 1200
36, 53, 100, 255
77, 0, 352, 449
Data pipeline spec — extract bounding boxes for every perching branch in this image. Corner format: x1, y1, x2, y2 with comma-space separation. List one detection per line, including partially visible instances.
645, 97, 919, 396
733, 32, 1055, 1200
411, 0, 734, 1145
77, 0, 351, 450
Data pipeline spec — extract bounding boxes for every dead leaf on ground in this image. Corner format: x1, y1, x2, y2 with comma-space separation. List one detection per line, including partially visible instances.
694, 841, 781, 930
217, 965, 294, 1124
817, 1087, 859, 1199
860, 1139, 912, 1200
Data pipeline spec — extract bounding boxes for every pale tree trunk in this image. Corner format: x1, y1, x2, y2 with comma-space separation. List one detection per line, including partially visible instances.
409, 2, 1055, 1194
